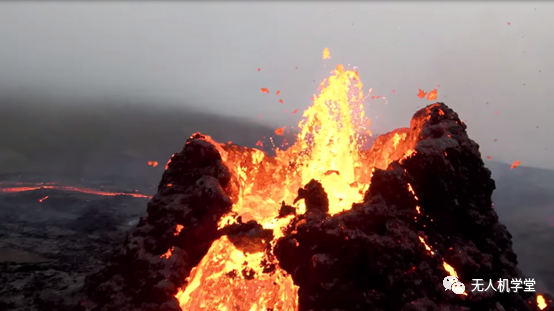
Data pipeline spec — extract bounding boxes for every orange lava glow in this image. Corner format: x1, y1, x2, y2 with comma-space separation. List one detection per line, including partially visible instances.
442, 262, 458, 279
537, 294, 547, 310
161, 247, 174, 259
409, 182, 464, 294
176, 236, 298, 311
417, 89, 427, 98
427, 89, 438, 101
511, 161, 521, 169
419, 236, 435, 255
148, 161, 159, 168
322, 47, 331, 59
174, 62, 464, 310
1, 184, 151, 199
166, 154, 176, 170
38, 195, 49, 202
175, 224, 184, 236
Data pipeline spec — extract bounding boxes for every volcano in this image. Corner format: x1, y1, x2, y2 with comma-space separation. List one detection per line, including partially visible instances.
80, 65, 549, 311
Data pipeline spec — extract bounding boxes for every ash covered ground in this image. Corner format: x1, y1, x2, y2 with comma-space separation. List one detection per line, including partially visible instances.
0, 178, 155, 311
0, 104, 553, 311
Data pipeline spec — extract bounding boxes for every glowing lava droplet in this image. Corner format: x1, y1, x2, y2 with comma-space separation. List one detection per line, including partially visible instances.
322, 47, 331, 59
427, 89, 438, 101
537, 294, 547, 310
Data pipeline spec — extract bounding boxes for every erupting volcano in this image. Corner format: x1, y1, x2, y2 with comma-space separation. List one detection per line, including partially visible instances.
81, 64, 549, 311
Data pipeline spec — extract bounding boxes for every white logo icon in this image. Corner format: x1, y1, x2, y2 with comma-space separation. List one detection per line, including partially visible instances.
443, 276, 465, 295
451, 282, 466, 294
443, 276, 458, 291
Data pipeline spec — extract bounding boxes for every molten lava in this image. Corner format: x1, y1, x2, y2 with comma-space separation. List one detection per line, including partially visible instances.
174, 64, 464, 310
427, 88, 438, 100
537, 294, 547, 310
322, 47, 331, 59
0, 182, 151, 199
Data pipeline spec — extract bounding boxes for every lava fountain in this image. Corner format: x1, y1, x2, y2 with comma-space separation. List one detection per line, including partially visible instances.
175, 64, 374, 311
174, 64, 455, 310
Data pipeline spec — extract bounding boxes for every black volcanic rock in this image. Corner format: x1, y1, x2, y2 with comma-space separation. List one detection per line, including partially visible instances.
81, 133, 237, 311
293, 179, 330, 214
541, 294, 554, 311
273, 103, 544, 311
278, 201, 297, 218
220, 219, 274, 254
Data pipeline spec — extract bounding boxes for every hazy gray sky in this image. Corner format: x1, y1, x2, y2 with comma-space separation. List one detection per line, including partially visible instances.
1, 2, 553, 169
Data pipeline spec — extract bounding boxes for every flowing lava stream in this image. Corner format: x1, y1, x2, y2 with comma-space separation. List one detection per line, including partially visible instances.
0, 182, 152, 199
174, 63, 464, 310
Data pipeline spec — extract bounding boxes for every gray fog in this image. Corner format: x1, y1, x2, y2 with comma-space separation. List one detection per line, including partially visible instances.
0, 1, 553, 168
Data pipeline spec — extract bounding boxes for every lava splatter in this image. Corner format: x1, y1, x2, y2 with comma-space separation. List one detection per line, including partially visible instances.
427, 89, 437, 101
323, 47, 331, 59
